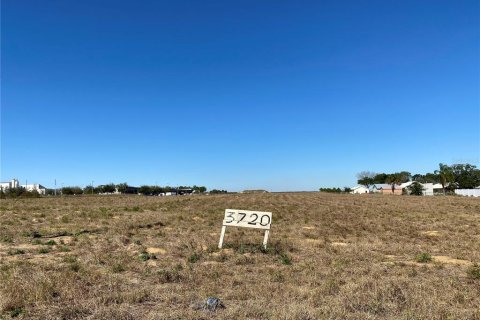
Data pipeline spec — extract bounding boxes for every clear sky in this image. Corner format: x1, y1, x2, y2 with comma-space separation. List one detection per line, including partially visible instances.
1, 0, 479, 191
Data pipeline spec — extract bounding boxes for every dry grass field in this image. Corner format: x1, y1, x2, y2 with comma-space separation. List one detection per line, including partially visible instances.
0, 193, 479, 319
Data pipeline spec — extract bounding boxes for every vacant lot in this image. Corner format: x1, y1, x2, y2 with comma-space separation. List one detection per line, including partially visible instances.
0, 193, 479, 319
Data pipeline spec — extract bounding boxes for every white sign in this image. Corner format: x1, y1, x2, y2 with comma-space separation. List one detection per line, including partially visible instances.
218, 209, 272, 249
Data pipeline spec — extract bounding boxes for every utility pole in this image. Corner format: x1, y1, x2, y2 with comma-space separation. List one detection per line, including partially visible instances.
91, 181, 94, 195
54, 179, 57, 196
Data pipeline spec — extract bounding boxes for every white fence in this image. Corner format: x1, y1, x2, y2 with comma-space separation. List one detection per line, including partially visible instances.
455, 189, 480, 197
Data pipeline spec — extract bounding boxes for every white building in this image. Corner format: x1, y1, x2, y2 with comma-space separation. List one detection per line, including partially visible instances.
0, 179, 46, 195
455, 189, 480, 197
21, 184, 47, 195
0, 179, 20, 191
350, 186, 369, 194
400, 181, 444, 196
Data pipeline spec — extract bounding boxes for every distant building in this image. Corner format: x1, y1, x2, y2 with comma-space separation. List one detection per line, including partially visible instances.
242, 190, 269, 194
400, 181, 444, 196
350, 186, 369, 194
0, 179, 20, 191
0, 179, 46, 195
454, 189, 480, 197
22, 184, 47, 195
370, 184, 402, 195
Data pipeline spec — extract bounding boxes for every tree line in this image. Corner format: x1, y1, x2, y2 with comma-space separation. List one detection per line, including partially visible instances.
357, 163, 480, 194
58, 183, 209, 195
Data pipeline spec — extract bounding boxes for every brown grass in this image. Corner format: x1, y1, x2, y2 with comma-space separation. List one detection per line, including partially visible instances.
0, 193, 479, 319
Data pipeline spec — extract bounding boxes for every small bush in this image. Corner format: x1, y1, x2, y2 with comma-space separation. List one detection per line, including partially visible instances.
45, 240, 57, 246
188, 252, 201, 263
279, 253, 292, 265
467, 264, 480, 280
9, 307, 25, 318
69, 262, 81, 272
139, 252, 156, 261
31, 231, 42, 238
157, 269, 182, 283
38, 247, 50, 254
112, 263, 126, 273
7, 249, 25, 255
415, 252, 432, 263
58, 246, 71, 252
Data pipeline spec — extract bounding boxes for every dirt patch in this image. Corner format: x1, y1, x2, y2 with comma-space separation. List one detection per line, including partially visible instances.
146, 247, 167, 255
192, 216, 204, 222
147, 261, 158, 267
331, 242, 348, 247
210, 249, 234, 257
305, 239, 322, 244
421, 231, 440, 237
433, 256, 472, 266
47, 236, 74, 244
384, 255, 399, 260
0, 243, 39, 252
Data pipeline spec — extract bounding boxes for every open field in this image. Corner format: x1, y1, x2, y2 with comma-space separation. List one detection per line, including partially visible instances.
1, 193, 479, 319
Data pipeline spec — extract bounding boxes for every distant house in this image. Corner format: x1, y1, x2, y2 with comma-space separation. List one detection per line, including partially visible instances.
350, 186, 369, 194
370, 184, 402, 195
178, 188, 193, 195
400, 181, 444, 196
22, 184, 47, 195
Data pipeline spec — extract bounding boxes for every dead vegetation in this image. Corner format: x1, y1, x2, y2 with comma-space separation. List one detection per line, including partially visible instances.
0, 193, 479, 319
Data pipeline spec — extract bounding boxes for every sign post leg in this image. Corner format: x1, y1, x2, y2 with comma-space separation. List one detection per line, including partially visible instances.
218, 226, 226, 249
263, 229, 270, 249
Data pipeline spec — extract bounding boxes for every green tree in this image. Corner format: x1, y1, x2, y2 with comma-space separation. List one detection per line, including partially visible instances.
356, 171, 376, 188
210, 189, 228, 194
62, 186, 83, 195
139, 185, 152, 195
373, 173, 388, 184
386, 173, 404, 194
83, 185, 94, 194
450, 164, 480, 189
398, 171, 412, 183
116, 183, 128, 194
408, 182, 424, 196
435, 163, 454, 194
101, 184, 116, 193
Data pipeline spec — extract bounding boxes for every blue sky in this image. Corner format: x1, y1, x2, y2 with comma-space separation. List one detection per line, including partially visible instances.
1, 0, 479, 191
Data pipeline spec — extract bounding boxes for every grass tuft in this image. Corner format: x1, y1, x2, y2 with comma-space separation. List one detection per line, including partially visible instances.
415, 252, 432, 263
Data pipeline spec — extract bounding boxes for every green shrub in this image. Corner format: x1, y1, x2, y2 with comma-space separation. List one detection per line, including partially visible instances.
38, 247, 50, 254
139, 251, 156, 261
111, 263, 126, 273
279, 253, 292, 265
157, 269, 182, 283
58, 246, 71, 252
415, 252, 432, 263
188, 252, 201, 263
9, 307, 25, 318
7, 249, 25, 255
467, 264, 480, 280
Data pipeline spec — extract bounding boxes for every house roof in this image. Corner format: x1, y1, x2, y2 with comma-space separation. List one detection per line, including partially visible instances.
371, 184, 402, 190
351, 186, 368, 190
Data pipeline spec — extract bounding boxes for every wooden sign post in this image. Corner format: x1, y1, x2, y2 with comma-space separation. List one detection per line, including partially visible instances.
218, 209, 272, 249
